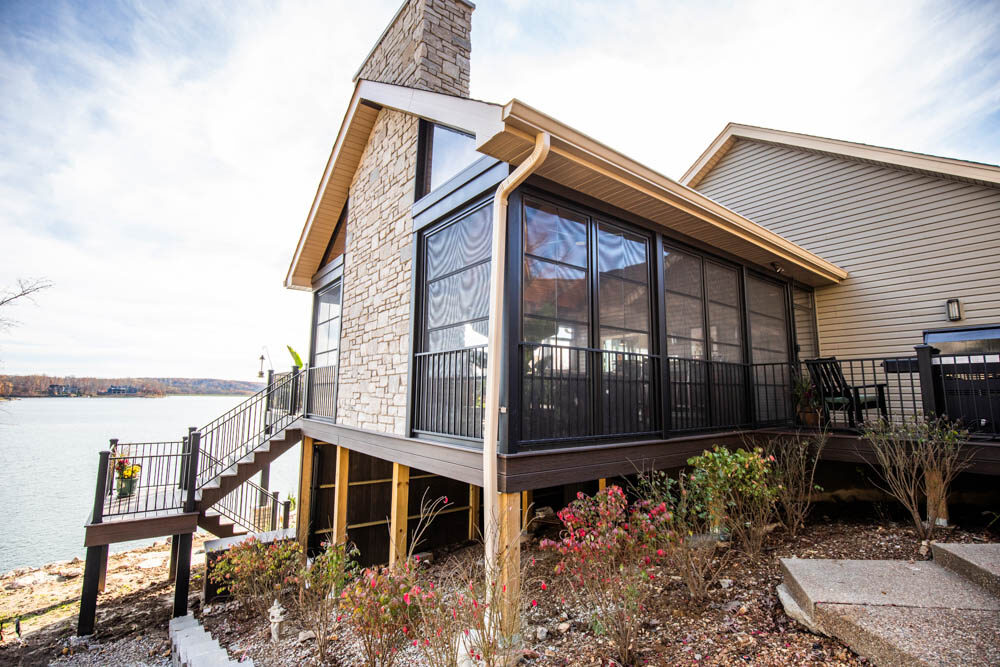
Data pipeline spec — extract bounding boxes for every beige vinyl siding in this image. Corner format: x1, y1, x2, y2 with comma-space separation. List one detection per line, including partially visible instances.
696, 139, 1000, 358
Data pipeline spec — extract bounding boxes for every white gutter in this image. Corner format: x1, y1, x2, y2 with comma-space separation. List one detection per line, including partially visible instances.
482, 132, 550, 579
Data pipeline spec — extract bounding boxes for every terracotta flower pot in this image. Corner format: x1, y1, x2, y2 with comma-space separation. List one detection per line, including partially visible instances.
797, 408, 820, 428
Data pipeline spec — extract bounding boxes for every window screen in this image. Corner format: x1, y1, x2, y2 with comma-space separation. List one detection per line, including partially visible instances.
522, 200, 590, 348
706, 262, 743, 363
598, 224, 650, 354
422, 204, 492, 351
747, 275, 789, 363
663, 247, 705, 359
792, 285, 819, 360
313, 281, 342, 368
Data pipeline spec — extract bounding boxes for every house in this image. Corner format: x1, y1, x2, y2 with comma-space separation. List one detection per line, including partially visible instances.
78, 0, 1000, 636
284, 0, 1000, 573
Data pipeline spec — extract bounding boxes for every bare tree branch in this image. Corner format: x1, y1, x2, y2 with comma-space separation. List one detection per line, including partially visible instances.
0, 278, 53, 310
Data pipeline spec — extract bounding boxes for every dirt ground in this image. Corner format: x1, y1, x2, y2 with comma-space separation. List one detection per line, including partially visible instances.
0, 535, 209, 666
2, 512, 996, 666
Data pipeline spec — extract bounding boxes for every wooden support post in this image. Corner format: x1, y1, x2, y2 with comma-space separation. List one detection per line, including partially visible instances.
168, 535, 179, 583
282, 501, 291, 530
598, 478, 607, 492
297, 437, 315, 547
97, 545, 109, 593
521, 490, 533, 528
332, 446, 350, 545
270, 491, 279, 531
468, 485, 480, 541
925, 468, 950, 527
389, 463, 410, 567
497, 491, 522, 634
259, 464, 271, 506
172, 532, 193, 618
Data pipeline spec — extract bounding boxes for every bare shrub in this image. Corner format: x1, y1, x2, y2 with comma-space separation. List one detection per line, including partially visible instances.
636, 470, 730, 601
766, 431, 827, 536
862, 416, 970, 540
297, 540, 358, 664
209, 537, 301, 621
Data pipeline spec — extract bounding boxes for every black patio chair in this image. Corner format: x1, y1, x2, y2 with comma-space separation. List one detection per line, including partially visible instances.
804, 357, 888, 428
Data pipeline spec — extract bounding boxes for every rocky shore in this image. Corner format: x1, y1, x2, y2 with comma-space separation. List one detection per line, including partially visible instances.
0, 535, 209, 666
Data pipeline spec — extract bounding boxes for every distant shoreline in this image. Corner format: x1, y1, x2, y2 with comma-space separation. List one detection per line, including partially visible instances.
2, 393, 256, 399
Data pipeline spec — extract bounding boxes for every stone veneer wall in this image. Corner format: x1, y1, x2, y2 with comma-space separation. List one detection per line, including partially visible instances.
334, 0, 474, 434
336, 110, 419, 434
355, 0, 473, 98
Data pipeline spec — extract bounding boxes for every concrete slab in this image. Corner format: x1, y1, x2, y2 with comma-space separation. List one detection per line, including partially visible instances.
932, 543, 1000, 597
779, 558, 1000, 615
815, 603, 1000, 667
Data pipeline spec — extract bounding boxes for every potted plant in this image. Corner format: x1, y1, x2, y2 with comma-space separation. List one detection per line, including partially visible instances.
114, 457, 141, 498
793, 373, 821, 427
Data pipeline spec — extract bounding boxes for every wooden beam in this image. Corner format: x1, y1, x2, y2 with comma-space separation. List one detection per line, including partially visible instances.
389, 463, 410, 567
84, 512, 199, 547
468, 485, 480, 541
497, 491, 522, 635
333, 446, 350, 545
520, 490, 533, 528
97, 545, 109, 593
297, 436, 315, 548
598, 478, 607, 491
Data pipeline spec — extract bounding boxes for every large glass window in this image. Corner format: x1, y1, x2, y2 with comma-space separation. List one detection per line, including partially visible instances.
663, 246, 743, 362
747, 275, 790, 363
422, 203, 492, 351
522, 201, 590, 348
792, 285, 819, 359
313, 281, 342, 368
598, 224, 651, 354
418, 123, 479, 197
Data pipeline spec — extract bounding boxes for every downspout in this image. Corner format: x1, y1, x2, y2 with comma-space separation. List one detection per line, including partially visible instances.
483, 132, 551, 578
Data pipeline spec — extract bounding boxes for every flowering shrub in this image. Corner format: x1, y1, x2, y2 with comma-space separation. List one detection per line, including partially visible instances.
299, 540, 359, 663
636, 470, 730, 600
342, 559, 423, 667
540, 485, 668, 665
209, 537, 302, 621
688, 446, 778, 555
113, 457, 140, 479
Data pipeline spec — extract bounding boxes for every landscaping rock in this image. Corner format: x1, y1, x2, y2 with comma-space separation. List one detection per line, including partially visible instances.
297, 630, 315, 643
534, 626, 547, 641
556, 621, 571, 634
719, 578, 733, 589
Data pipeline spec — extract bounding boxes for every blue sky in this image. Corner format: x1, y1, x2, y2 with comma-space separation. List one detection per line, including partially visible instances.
1, 0, 998, 380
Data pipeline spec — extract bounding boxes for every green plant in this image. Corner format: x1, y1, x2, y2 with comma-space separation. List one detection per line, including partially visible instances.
688, 446, 778, 556
792, 372, 820, 412
210, 537, 302, 621
540, 486, 668, 665
287, 345, 303, 369
299, 540, 359, 663
862, 416, 970, 540
766, 431, 827, 536
635, 470, 730, 601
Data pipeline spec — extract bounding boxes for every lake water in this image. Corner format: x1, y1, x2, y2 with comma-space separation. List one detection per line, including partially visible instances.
0, 396, 301, 573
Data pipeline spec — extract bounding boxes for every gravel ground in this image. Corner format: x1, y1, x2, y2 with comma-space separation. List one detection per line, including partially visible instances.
4, 511, 995, 666
198, 510, 997, 666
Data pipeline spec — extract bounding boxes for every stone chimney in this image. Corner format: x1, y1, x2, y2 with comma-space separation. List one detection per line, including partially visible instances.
354, 0, 473, 98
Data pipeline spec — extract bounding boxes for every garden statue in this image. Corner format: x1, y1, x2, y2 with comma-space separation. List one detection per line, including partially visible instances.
269, 599, 286, 642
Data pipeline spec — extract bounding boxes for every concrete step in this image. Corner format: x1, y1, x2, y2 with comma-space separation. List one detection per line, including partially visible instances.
931, 542, 1000, 598
779, 557, 1000, 666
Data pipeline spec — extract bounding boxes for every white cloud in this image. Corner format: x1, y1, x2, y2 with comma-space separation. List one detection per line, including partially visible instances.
1, 0, 997, 379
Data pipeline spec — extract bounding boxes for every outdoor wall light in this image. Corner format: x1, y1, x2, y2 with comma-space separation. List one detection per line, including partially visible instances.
946, 298, 962, 321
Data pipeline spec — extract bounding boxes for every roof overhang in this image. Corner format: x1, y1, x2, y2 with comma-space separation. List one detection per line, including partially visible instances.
682, 122, 1000, 190
477, 102, 848, 286
285, 80, 503, 289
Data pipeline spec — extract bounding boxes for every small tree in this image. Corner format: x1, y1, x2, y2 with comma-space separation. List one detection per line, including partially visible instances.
541, 486, 668, 665
635, 470, 730, 601
298, 540, 359, 663
862, 416, 970, 540
688, 446, 778, 556
767, 431, 827, 536
210, 537, 302, 621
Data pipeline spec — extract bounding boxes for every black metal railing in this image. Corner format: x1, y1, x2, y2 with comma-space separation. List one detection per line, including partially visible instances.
521, 343, 660, 443
197, 368, 302, 487
412, 346, 487, 441
932, 352, 1000, 435
801, 355, 920, 430
95, 439, 198, 521
306, 364, 339, 420
209, 470, 291, 534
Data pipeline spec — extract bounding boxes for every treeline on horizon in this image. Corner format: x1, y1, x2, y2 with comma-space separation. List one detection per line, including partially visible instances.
0, 375, 264, 397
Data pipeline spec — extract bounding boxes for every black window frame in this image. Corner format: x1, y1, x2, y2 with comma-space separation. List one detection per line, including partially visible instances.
415, 119, 478, 201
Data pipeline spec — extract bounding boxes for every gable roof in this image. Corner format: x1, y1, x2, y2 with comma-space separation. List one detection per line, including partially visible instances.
681, 122, 1000, 190
287, 88, 848, 289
